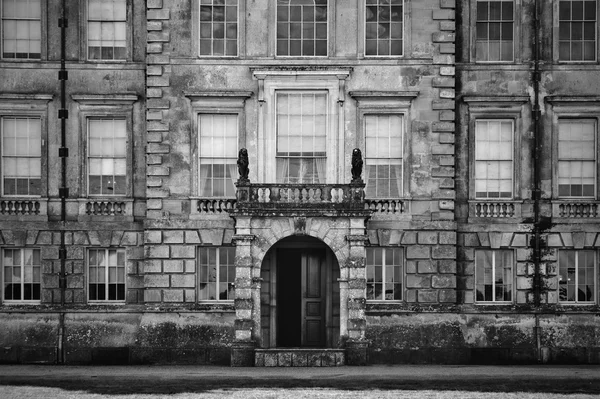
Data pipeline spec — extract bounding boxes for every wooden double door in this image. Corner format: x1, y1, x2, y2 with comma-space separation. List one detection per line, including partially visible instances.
276, 248, 328, 348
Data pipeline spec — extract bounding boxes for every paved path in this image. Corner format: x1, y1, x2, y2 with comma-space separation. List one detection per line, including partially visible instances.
0, 364, 599, 380
1, 365, 599, 394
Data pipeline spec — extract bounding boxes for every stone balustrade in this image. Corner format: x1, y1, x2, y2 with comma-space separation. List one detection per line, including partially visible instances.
555, 202, 599, 218
473, 201, 516, 218
196, 198, 237, 214
235, 183, 365, 213
364, 199, 405, 214
0, 199, 42, 215
85, 200, 128, 216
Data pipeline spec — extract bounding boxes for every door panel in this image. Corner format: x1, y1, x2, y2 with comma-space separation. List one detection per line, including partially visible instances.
301, 252, 325, 347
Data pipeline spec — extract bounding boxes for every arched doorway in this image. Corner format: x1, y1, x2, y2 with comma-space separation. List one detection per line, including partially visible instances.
259, 236, 340, 348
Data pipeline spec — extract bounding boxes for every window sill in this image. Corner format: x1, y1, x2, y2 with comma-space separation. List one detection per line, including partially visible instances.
0, 197, 48, 220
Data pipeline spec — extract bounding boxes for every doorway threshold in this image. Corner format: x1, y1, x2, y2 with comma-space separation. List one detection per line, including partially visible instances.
255, 348, 345, 367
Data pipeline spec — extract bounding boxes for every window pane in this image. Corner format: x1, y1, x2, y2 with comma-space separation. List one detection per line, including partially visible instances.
558, 120, 596, 198
87, 0, 127, 60
364, 1, 403, 56
277, 1, 328, 56
276, 92, 327, 184
559, 1, 597, 61
475, 120, 513, 198
199, 0, 238, 56
198, 114, 237, 197
2, 118, 42, 196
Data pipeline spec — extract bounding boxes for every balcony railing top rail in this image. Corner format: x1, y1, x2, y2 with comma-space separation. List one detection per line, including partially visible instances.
235, 183, 366, 210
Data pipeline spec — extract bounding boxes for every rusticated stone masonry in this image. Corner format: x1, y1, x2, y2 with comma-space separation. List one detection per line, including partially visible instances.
146, 0, 171, 220
0, 229, 144, 304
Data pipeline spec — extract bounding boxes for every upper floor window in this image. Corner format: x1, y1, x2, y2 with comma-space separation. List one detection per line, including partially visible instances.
276, 0, 328, 57
2, 248, 41, 303
365, 114, 403, 198
559, 0, 597, 61
558, 119, 596, 198
276, 91, 327, 184
198, 246, 235, 301
199, 114, 237, 197
475, 119, 513, 199
88, 118, 126, 196
88, 248, 126, 302
199, 0, 238, 56
475, 249, 513, 303
1, 117, 41, 196
87, 0, 127, 60
365, 0, 403, 57
475, 0, 514, 62
559, 250, 596, 303
366, 247, 403, 301
1, 0, 41, 60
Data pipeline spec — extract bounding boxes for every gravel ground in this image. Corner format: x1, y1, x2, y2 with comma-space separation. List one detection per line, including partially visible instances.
1, 387, 600, 399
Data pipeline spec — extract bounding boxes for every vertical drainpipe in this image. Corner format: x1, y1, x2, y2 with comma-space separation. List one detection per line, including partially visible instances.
532, 0, 543, 361
57, 0, 69, 364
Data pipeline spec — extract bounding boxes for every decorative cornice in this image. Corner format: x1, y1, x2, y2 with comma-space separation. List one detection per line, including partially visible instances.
183, 91, 253, 99
544, 95, 600, 104
71, 93, 138, 105
0, 93, 53, 102
349, 91, 419, 100
462, 95, 530, 104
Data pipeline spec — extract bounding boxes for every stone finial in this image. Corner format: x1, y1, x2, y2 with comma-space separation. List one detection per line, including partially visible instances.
351, 148, 363, 184
237, 148, 250, 183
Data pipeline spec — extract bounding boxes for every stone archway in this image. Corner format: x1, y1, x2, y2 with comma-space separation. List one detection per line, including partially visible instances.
229, 215, 370, 366
259, 235, 340, 349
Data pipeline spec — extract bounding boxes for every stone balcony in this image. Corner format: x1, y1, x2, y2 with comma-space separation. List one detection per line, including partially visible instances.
233, 182, 369, 217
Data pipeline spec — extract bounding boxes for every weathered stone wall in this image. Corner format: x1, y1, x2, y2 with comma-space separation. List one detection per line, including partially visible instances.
0, 312, 234, 365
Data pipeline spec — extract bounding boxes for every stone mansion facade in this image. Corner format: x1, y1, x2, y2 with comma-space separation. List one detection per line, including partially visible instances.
1, 0, 599, 366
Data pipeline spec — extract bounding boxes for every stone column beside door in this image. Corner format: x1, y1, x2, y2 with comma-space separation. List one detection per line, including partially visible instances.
344, 217, 369, 365
230, 214, 256, 366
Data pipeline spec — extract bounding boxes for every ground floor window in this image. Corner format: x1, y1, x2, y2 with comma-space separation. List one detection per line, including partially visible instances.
366, 247, 403, 301
475, 249, 513, 303
88, 248, 126, 302
198, 246, 236, 301
559, 250, 596, 303
2, 248, 40, 302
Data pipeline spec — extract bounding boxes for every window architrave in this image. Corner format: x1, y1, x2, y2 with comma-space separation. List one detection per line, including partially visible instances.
468, 0, 521, 64
80, 0, 133, 62
253, 68, 350, 184
351, 91, 417, 199
464, 96, 528, 202
546, 96, 600, 200
73, 94, 137, 199
0, 94, 50, 200
185, 91, 251, 200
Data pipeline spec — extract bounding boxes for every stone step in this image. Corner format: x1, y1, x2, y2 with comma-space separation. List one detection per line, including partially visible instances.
255, 349, 345, 367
